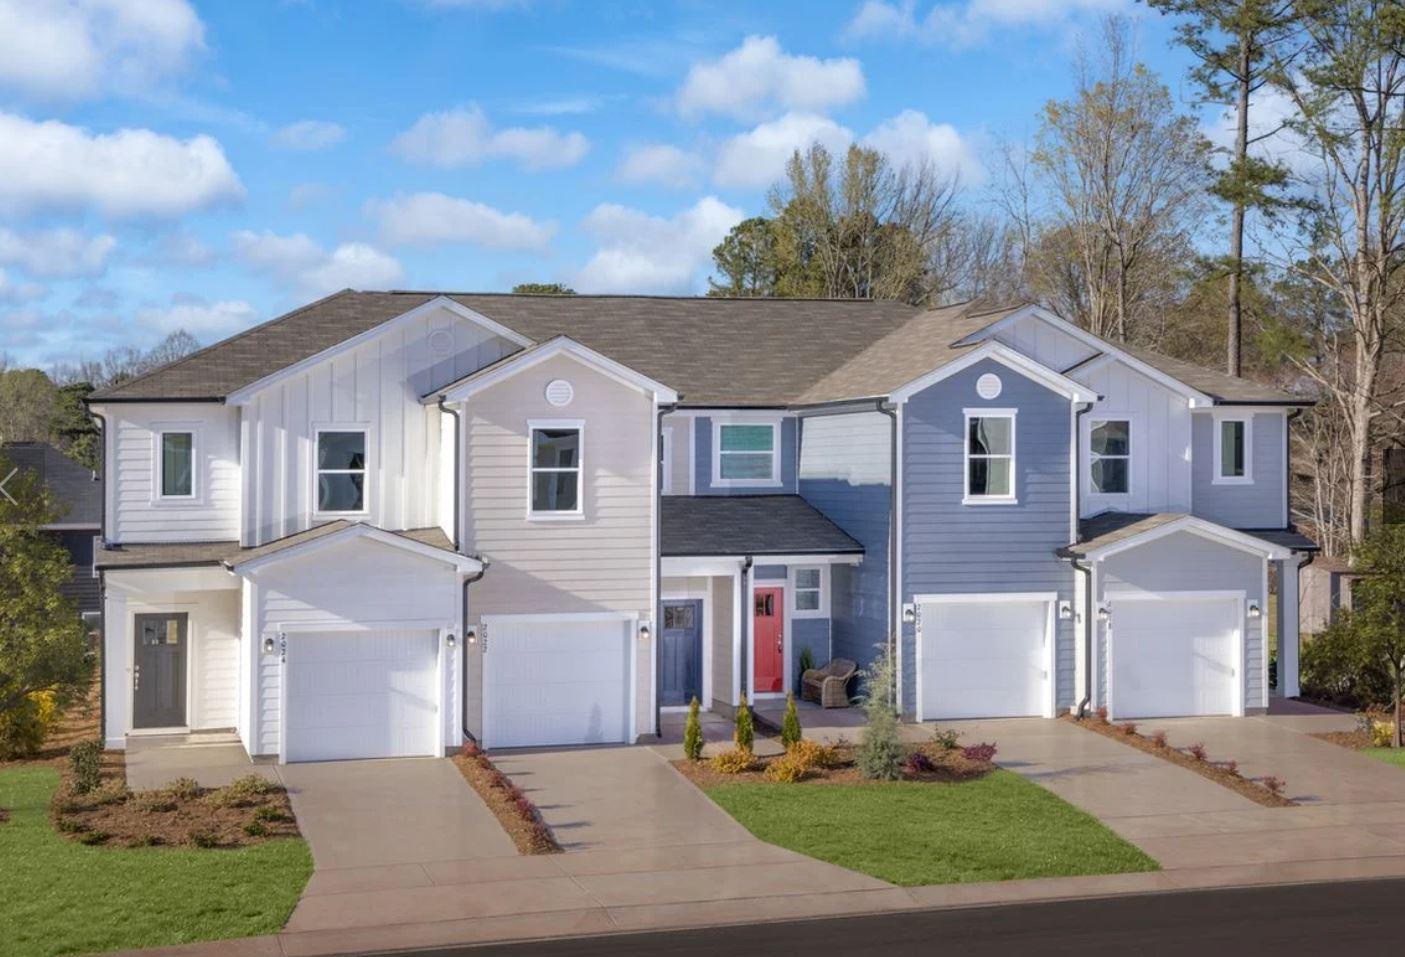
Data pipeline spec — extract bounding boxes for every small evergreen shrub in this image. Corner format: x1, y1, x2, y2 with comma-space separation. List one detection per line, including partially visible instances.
253, 805, 291, 823
206, 775, 272, 808
710, 748, 757, 774
134, 792, 177, 813
962, 742, 998, 764
733, 703, 755, 753
92, 781, 129, 806
931, 727, 961, 750
78, 830, 110, 846
780, 693, 802, 750
799, 646, 815, 675
683, 696, 704, 761
69, 739, 103, 794
164, 777, 202, 802
243, 820, 268, 838
188, 829, 220, 849
857, 642, 904, 781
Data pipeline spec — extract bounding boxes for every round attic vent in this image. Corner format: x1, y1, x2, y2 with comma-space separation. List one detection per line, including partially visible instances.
976, 373, 1003, 400
545, 379, 574, 407
427, 329, 455, 356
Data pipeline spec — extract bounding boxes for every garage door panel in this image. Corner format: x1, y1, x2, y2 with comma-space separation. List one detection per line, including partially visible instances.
1112, 597, 1238, 718
919, 598, 1051, 720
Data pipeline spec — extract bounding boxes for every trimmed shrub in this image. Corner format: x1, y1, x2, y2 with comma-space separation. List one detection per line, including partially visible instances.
0, 691, 58, 760
763, 752, 814, 783
857, 642, 904, 781
902, 750, 936, 775
733, 703, 755, 753
683, 696, 704, 761
962, 742, 998, 764
206, 775, 274, 808
780, 693, 802, 750
710, 748, 757, 774
69, 739, 103, 794
1301, 614, 1392, 709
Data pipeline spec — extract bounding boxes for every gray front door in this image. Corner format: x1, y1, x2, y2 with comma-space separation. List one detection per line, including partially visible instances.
661, 600, 703, 707
133, 613, 187, 729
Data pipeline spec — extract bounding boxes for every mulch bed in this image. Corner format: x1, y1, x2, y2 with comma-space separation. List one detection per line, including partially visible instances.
672, 742, 997, 789
1313, 729, 1373, 751
1064, 714, 1295, 808
451, 750, 561, 855
50, 764, 301, 849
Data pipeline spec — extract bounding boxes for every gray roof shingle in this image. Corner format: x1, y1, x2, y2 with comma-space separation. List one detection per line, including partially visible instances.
94, 523, 457, 570
1, 442, 101, 526
662, 495, 863, 557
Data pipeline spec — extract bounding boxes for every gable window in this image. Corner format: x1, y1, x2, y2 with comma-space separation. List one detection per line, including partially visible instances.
1089, 419, 1130, 495
1214, 416, 1252, 484
715, 421, 779, 486
316, 429, 367, 513
530, 422, 582, 516
964, 411, 1016, 503
158, 431, 194, 499
794, 567, 823, 614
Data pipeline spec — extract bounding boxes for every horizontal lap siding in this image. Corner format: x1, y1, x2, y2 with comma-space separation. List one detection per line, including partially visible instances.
1190, 412, 1286, 529
694, 416, 798, 495
194, 590, 240, 730
901, 359, 1075, 715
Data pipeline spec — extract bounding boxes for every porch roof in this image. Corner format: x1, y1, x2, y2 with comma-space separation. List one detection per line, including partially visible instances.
661, 494, 864, 558
1059, 511, 1317, 559
96, 523, 465, 572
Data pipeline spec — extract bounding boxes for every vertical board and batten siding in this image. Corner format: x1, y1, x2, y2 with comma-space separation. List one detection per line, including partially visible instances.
1097, 530, 1267, 710
711, 576, 734, 711
661, 413, 691, 495
103, 403, 241, 543
1072, 359, 1193, 517
193, 589, 241, 730
798, 411, 891, 670
693, 416, 799, 495
244, 535, 460, 757
1190, 412, 1286, 529
460, 352, 654, 740
900, 358, 1076, 714
992, 315, 1099, 373
239, 306, 518, 546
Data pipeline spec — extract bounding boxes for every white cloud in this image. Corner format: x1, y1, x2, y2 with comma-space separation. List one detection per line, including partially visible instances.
845, 0, 1128, 47
1205, 86, 1315, 176
713, 113, 854, 189
272, 119, 347, 151
575, 196, 745, 294
391, 104, 589, 171
0, 112, 243, 218
137, 296, 257, 338
617, 144, 705, 189
368, 192, 555, 251
0, 227, 116, 278
0, 0, 205, 101
861, 109, 985, 184
233, 230, 404, 296
677, 36, 865, 121
0, 269, 45, 302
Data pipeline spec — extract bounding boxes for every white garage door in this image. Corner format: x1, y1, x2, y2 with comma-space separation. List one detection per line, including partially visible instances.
484, 616, 632, 749
918, 596, 1053, 720
284, 629, 440, 763
1112, 595, 1239, 718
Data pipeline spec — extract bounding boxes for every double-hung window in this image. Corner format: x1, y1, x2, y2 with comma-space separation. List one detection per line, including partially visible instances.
715, 421, 779, 486
964, 411, 1016, 503
1089, 419, 1131, 495
158, 431, 195, 499
793, 567, 823, 615
316, 429, 367, 513
1214, 416, 1252, 484
530, 422, 582, 517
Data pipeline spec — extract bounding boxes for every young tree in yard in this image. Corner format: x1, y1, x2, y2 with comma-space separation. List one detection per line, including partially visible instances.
857, 642, 904, 780
1145, 0, 1299, 376
1265, 0, 1405, 546
0, 459, 91, 754
1347, 526, 1405, 746
1032, 17, 1212, 343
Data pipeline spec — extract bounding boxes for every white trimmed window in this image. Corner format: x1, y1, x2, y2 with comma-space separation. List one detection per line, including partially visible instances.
793, 567, 823, 615
714, 420, 780, 486
529, 421, 583, 517
1089, 419, 1131, 495
315, 429, 368, 514
964, 410, 1016, 503
157, 430, 195, 499
1214, 416, 1252, 484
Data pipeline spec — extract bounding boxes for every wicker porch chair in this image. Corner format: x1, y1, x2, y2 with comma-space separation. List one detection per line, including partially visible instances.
801, 658, 857, 709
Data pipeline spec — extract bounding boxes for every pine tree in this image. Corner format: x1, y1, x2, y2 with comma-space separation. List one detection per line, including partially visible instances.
683, 696, 704, 761
733, 702, 755, 753
780, 692, 802, 750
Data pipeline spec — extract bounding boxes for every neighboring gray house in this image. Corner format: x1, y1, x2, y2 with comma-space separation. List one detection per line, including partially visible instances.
1, 441, 102, 621
87, 293, 1316, 762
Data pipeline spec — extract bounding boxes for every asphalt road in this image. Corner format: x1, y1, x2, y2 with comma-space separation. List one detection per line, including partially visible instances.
358, 878, 1405, 956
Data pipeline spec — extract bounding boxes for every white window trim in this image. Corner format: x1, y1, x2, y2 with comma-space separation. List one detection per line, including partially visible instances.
790, 565, 828, 619
151, 427, 199, 504
1085, 412, 1136, 499
711, 416, 782, 489
527, 418, 585, 521
312, 425, 372, 518
1212, 412, 1254, 485
963, 408, 1018, 505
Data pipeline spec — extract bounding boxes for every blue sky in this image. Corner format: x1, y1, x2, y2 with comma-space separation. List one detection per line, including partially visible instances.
0, 0, 1206, 368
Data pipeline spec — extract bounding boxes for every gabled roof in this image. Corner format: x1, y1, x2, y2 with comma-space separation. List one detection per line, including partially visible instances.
1059, 511, 1310, 560
662, 495, 863, 557
429, 335, 679, 404
0, 442, 101, 526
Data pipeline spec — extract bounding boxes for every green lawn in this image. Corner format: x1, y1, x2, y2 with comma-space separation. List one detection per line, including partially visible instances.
0, 767, 313, 957
1364, 747, 1405, 769
705, 770, 1158, 886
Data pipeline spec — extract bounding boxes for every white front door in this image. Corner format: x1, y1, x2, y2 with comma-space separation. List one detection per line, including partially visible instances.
483, 615, 633, 749
1111, 595, 1240, 718
917, 595, 1054, 720
284, 629, 440, 762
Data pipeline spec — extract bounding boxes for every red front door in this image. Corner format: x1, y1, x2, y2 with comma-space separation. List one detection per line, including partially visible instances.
753, 587, 784, 693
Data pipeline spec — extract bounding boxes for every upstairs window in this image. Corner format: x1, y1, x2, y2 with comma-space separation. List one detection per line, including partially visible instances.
158, 431, 194, 499
530, 423, 582, 516
1215, 417, 1252, 484
316, 429, 367, 513
965, 412, 1016, 503
1089, 419, 1131, 495
715, 422, 778, 485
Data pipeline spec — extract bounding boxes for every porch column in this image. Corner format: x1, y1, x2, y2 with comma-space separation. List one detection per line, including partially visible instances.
732, 564, 744, 707
102, 590, 128, 749
1278, 558, 1301, 698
